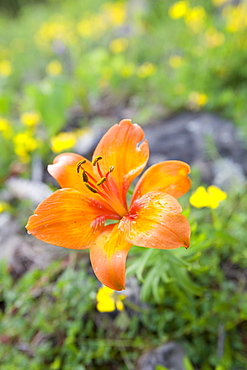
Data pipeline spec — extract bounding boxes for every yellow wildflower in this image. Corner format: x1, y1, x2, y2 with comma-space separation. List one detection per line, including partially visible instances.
0, 60, 12, 77
20, 112, 40, 127
223, 4, 247, 33
91, 14, 107, 33
0, 117, 9, 133
0, 201, 9, 213
190, 185, 227, 209
13, 131, 40, 163
51, 132, 77, 153
36, 18, 74, 47
185, 6, 206, 32
169, 55, 183, 68
78, 14, 107, 38
101, 2, 127, 26
77, 18, 95, 38
0, 117, 10, 133
96, 286, 126, 312
0, 117, 12, 139
205, 28, 225, 48
78, 3, 126, 38
121, 63, 135, 78
207, 186, 227, 208
38, 20, 67, 41
137, 62, 157, 78
109, 38, 129, 54
169, 1, 189, 19
188, 92, 208, 110
46, 60, 63, 76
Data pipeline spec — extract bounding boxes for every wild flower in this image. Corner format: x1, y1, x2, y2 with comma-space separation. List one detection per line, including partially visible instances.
13, 131, 39, 163
50, 132, 77, 153
188, 92, 208, 110
96, 286, 125, 312
26, 120, 191, 290
0, 60, 12, 77
190, 185, 227, 209
46, 60, 63, 76
109, 38, 129, 54
169, 1, 189, 19
137, 62, 157, 78
0, 118, 12, 138
169, 55, 183, 69
20, 112, 40, 127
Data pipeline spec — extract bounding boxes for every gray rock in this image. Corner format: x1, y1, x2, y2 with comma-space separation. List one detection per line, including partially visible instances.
5, 177, 52, 205
75, 112, 247, 186
213, 157, 246, 190
137, 342, 185, 370
0, 211, 68, 272
144, 112, 247, 186
0, 213, 21, 262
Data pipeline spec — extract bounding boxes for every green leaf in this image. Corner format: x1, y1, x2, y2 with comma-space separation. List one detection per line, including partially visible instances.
183, 357, 195, 370
155, 365, 169, 370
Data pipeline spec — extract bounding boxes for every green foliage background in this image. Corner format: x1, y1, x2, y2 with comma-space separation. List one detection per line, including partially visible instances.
0, 0, 247, 369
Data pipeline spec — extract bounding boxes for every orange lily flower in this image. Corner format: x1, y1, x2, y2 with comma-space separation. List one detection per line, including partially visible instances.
26, 120, 191, 290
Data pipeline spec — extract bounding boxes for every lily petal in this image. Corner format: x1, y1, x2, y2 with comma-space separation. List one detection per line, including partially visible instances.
48, 152, 94, 193
120, 191, 190, 250
26, 189, 118, 249
90, 224, 132, 291
48, 152, 119, 214
93, 119, 149, 205
132, 160, 191, 202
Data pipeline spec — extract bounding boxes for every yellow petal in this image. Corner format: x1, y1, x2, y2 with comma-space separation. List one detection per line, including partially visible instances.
207, 185, 227, 209
189, 186, 210, 208
96, 287, 116, 312
116, 299, 124, 311
97, 297, 116, 312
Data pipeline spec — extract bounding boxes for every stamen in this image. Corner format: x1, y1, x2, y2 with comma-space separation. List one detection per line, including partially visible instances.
97, 177, 107, 186
76, 160, 86, 173
75, 156, 126, 216
82, 170, 88, 183
104, 166, 114, 180
92, 156, 102, 166
85, 183, 98, 193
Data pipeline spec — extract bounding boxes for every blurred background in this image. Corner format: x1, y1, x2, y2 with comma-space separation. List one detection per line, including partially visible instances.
0, 0, 247, 369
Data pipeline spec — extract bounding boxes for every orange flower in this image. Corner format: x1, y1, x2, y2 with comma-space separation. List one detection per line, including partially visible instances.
26, 120, 191, 290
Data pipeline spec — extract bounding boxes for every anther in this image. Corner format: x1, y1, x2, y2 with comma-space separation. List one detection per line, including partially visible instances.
85, 183, 98, 193
76, 160, 86, 173
92, 156, 102, 166
82, 170, 88, 183
97, 177, 106, 186
109, 166, 114, 172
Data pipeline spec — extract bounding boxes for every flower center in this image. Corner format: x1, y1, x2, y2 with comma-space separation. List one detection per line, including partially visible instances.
76, 156, 127, 217
77, 156, 114, 193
